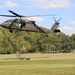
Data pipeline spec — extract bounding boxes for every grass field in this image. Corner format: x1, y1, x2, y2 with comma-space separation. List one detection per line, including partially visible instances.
0, 53, 75, 75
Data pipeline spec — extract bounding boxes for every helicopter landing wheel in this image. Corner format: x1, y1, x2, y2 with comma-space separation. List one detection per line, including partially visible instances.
9, 29, 13, 33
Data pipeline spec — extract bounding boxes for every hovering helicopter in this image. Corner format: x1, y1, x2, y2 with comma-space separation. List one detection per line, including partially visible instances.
0, 10, 61, 35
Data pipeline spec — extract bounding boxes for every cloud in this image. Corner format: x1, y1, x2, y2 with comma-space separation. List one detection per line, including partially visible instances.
6, 0, 19, 8
23, 17, 44, 22
69, 20, 75, 25
0, 17, 2, 21
60, 26, 75, 35
22, 17, 44, 26
0, 17, 4, 23
49, 0, 75, 8
0, 6, 3, 8
27, 0, 75, 9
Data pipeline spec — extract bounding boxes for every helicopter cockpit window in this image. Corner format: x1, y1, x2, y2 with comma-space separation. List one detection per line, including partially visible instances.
5, 20, 12, 23
5, 20, 9, 22
4, 20, 12, 25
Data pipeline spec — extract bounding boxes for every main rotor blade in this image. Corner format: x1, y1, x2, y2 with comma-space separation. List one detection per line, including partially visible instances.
0, 10, 57, 18
22, 14, 57, 17
0, 14, 57, 18
9, 10, 57, 17
0, 15, 16, 17
9, 10, 22, 17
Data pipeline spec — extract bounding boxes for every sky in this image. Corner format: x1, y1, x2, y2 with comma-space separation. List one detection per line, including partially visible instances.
0, 0, 75, 36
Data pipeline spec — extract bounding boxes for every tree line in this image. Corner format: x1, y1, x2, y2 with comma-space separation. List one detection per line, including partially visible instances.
0, 28, 75, 54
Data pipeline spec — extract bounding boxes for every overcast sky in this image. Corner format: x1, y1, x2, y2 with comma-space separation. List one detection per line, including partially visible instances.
0, 0, 75, 35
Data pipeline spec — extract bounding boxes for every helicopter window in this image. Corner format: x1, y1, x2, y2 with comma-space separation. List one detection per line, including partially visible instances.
4, 20, 12, 25
5, 20, 12, 23
18, 23, 21, 28
5, 20, 9, 22
14, 23, 22, 29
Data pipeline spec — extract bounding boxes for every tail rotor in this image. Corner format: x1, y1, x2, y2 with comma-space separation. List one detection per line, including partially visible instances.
53, 17, 61, 25
51, 17, 61, 33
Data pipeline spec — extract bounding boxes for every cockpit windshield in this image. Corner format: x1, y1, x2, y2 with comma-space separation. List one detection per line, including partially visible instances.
4, 19, 13, 23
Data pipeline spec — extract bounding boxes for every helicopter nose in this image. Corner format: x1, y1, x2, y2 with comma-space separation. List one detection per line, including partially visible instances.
0, 24, 5, 28
0, 24, 2, 27
0, 24, 3, 27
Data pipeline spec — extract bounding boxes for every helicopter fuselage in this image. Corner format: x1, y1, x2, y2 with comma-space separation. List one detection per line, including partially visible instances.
0, 10, 61, 34
0, 19, 51, 33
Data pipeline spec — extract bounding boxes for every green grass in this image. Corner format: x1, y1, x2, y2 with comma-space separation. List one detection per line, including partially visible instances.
0, 53, 75, 75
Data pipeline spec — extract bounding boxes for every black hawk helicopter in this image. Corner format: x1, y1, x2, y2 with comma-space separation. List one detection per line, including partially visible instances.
0, 10, 61, 35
